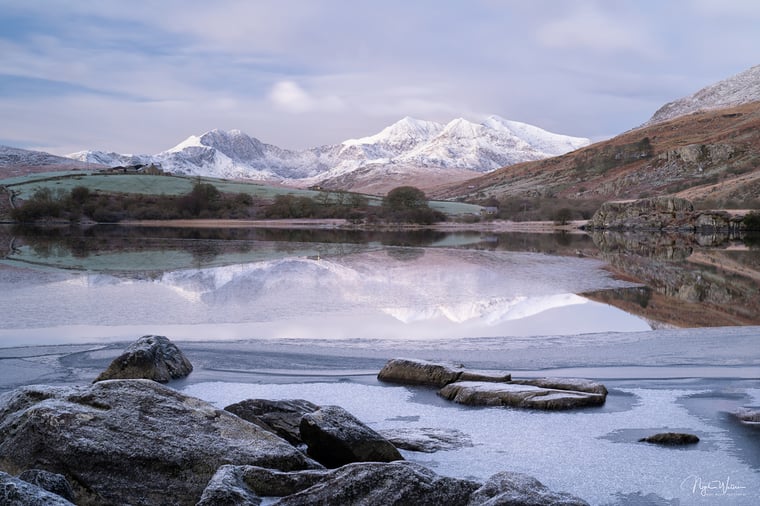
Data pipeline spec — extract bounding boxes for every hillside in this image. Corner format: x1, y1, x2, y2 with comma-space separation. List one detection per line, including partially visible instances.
432, 101, 760, 207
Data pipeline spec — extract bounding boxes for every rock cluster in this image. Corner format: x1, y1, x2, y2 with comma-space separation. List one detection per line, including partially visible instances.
379, 358, 607, 411
0, 339, 591, 505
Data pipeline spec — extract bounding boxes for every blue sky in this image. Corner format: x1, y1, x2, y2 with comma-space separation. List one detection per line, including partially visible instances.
1, 0, 759, 155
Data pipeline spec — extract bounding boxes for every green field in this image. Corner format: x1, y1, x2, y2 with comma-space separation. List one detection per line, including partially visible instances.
2, 172, 482, 217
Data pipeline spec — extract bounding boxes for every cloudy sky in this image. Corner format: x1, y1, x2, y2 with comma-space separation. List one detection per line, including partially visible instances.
1, 1, 759, 156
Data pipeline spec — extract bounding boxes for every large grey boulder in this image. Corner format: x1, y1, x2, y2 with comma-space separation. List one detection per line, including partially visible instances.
439, 381, 606, 410
225, 398, 319, 445
377, 358, 511, 388
467, 471, 589, 506
0, 471, 75, 506
94, 334, 193, 383
300, 405, 404, 468
0, 380, 319, 506
199, 462, 481, 506
588, 197, 695, 231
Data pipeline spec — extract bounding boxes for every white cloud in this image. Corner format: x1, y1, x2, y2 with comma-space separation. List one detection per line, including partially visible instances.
268, 81, 345, 114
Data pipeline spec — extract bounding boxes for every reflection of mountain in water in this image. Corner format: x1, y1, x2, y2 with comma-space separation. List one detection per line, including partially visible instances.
588, 231, 760, 326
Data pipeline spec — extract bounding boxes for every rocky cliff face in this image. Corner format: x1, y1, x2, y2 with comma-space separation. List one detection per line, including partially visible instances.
588, 197, 746, 233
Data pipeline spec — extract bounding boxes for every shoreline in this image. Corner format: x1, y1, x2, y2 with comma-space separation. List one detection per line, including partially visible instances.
119, 218, 590, 234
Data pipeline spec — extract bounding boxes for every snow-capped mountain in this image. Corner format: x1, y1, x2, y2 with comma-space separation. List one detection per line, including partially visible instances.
646, 64, 760, 125
66, 116, 590, 192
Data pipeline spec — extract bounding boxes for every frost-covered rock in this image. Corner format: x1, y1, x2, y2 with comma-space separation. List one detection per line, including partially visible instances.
0, 471, 75, 506
17, 469, 75, 503
734, 408, 760, 425
467, 471, 590, 506
438, 381, 606, 410
300, 405, 404, 468
0, 380, 319, 505
94, 334, 193, 383
378, 427, 474, 453
199, 462, 481, 506
225, 398, 319, 445
377, 358, 511, 388
510, 377, 608, 396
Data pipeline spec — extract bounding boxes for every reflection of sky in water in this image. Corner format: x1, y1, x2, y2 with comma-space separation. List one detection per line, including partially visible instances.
0, 248, 649, 346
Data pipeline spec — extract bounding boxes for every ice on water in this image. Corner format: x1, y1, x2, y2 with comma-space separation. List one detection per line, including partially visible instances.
184, 381, 760, 505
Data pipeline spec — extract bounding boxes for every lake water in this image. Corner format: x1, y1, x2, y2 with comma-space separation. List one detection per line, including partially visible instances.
1, 224, 759, 505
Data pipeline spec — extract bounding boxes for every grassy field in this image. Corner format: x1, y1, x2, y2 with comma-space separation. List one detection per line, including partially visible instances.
2, 172, 482, 217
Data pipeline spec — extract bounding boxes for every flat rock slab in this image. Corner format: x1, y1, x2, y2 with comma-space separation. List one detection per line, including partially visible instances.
734, 409, 760, 426
94, 334, 193, 383
511, 377, 608, 396
377, 358, 511, 388
0, 379, 318, 506
439, 381, 606, 410
378, 427, 474, 453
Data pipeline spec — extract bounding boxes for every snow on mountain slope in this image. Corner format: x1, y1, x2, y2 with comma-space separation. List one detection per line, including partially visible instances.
68, 150, 153, 167
63, 116, 589, 189
646, 64, 760, 125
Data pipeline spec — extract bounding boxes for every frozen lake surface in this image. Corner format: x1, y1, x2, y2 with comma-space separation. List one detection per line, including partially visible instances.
1, 228, 758, 504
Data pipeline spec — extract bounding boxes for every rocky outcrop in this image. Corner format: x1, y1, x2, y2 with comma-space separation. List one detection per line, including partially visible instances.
588, 197, 695, 231
0, 471, 75, 505
378, 427, 474, 453
467, 471, 590, 506
439, 381, 607, 410
638, 432, 700, 446
510, 377, 608, 396
588, 197, 746, 234
94, 335, 193, 383
198, 463, 589, 506
225, 398, 319, 446
300, 405, 404, 468
377, 358, 511, 388
0, 380, 319, 506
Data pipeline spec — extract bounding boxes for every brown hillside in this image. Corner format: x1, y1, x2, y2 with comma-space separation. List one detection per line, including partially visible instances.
432, 102, 760, 206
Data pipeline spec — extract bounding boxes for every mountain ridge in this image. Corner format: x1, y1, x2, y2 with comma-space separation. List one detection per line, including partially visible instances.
65, 116, 590, 194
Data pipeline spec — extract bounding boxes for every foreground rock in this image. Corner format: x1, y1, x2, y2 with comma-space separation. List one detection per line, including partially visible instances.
0, 471, 75, 505
17, 469, 76, 503
439, 381, 607, 410
200, 462, 480, 506
378, 427, 474, 453
198, 463, 589, 506
94, 334, 193, 383
225, 398, 319, 446
300, 405, 403, 467
467, 471, 590, 506
0, 380, 319, 505
378, 358, 511, 388
638, 432, 700, 446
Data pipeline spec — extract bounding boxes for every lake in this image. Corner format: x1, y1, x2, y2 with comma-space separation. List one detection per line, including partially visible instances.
1, 224, 759, 505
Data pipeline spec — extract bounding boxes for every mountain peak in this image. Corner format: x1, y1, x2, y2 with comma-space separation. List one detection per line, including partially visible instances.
647, 64, 760, 125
